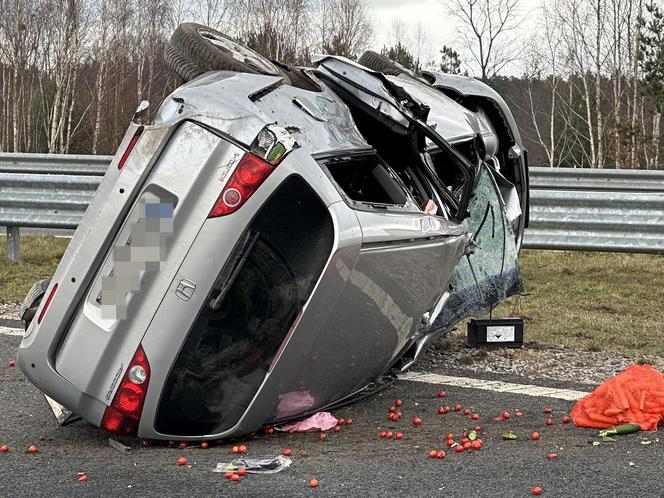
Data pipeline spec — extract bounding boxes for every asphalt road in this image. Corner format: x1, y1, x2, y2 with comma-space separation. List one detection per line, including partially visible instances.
1, 331, 663, 497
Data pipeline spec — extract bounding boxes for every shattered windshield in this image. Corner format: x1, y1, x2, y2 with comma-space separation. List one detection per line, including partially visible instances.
433, 164, 523, 330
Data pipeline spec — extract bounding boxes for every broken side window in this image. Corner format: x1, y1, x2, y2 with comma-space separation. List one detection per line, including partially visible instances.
432, 164, 523, 330
323, 154, 411, 207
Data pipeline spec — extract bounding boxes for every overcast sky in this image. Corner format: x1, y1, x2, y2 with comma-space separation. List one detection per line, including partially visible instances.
368, 0, 542, 75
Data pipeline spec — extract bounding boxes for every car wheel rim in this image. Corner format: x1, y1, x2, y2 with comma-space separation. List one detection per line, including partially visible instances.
197, 29, 278, 75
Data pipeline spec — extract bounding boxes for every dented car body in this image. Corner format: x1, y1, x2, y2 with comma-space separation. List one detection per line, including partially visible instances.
17, 54, 528, 440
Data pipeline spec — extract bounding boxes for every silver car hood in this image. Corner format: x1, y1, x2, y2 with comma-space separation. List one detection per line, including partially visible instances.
313, 55, 481, 145
384, 74, 480, 145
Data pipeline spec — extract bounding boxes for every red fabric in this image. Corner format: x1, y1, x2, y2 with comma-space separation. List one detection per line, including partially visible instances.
571, 364, 664, 431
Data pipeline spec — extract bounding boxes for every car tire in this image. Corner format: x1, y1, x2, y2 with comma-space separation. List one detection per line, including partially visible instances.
358, 50, 407, 76
164, 42, 205, 82
19, 278, 51, 330
167, 23, 288, 82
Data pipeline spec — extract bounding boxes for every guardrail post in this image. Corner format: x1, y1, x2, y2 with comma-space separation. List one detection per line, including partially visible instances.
7, 226, 20, 262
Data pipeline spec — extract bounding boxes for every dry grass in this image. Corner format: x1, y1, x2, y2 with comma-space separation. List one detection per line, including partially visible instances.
491, 250, 664, 356
0, 235, 69, 303
1, 237, 663, 356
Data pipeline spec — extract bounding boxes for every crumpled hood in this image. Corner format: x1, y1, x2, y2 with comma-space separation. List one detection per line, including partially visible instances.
384, 74, 480, 145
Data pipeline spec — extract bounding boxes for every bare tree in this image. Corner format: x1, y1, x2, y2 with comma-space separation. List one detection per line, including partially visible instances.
446, 0, 523, 80
315, 0, 373, 59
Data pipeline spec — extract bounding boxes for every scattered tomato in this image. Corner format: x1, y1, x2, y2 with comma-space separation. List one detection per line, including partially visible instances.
78, 475, 88, 482
232, 445, 240, 454
546, 418, 554, 426
337, 418, 345, 425
0, 444, 8, 453
239, 444, 247, 453
462, 442, 472, 450
438, 390, 446, 398
444, 406, 450, 413
428, 450, 438, 458
237, 467, 247, 476
395, 411, 403, 418
8, 359, 16, 368
471, 413, 479, 421
283, 448, 293, 457
446, 432, 454, 439
477, 439, 484, 445
200, 441, 209, 449
309, 479, 319, 488
454, 445, 464, 453
224, 471, 234, 479
334, 425, 341, 432
544, 407, 553, 414
179, 442, 188, 449
547, 453, 557, 459
319, 432, 327, 441
502, 411, 510, 419
446, 439, 455, 447
474, 425, 481, 432
463, 408, 470, 416
388, 406, 396, 413
436, 450, 446, 459
515, 410, 523, 417
395, 399, 403, 407
26, 445, 38, 454
454, 404, 462, 412
532, 486, 542, 495
395, 432, 403, 440
437, 406, 445, 415
231, 474, 240, 482
461, 437, 469, 445
412, 417, 422, 427
562, 416, 571, 424
471, 441, 482, 450
345, 419, 353, 425
389, 413, 398, 422
386, 431, 393, 439
531, 432, 540, 441
265, 427, 274, 435
177, 456, 187, 466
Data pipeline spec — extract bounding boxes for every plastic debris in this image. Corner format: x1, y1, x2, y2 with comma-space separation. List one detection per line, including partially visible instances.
275, 412, 338, 433
571, 364, 664, 431
109, 438, 131, 453
213, 456, 292, 474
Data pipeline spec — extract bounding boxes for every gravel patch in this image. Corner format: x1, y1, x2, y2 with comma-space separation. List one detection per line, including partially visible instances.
417, 334, 664, 387
0, 302, 21, 321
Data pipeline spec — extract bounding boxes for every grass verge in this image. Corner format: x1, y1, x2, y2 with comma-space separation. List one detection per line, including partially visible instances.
1, 237, 662, 356
0, 235, 69, 303
488, 249, 664, 356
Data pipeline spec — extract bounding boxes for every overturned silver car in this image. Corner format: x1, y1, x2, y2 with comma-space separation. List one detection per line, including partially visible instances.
18, 25, 528, 440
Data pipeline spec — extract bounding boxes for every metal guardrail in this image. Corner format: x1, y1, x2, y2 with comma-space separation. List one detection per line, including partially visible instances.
0, 153, 112, 176
1, 156, 663, 261
529, 166, 664, 192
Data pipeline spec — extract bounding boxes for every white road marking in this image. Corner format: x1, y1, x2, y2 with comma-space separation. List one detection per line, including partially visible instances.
399, 371, 589, 401
0, 327, 23, 337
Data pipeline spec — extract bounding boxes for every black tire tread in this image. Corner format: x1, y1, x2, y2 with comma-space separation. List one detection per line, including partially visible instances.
358, 50, 406, 76
164, 42, 204, 82
170, 23, 280, 77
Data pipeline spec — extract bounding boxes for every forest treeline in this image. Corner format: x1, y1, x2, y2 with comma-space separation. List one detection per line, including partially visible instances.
1, 0, 663, 169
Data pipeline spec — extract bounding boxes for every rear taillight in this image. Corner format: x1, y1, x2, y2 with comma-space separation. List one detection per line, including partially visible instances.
208, 153, 275, 217
101, 345, 150, 436
37, 283, 58, 325
117, 127, 144, 170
